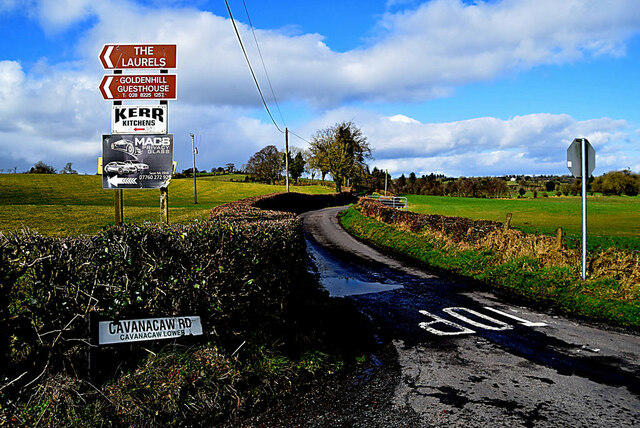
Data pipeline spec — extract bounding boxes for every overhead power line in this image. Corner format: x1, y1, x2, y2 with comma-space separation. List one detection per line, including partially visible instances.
288, 128, 311, 145
224, 0, 284, 134
241, 0, 287, 128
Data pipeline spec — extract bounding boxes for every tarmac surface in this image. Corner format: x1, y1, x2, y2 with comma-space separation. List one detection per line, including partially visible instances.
231, 206, 640, 427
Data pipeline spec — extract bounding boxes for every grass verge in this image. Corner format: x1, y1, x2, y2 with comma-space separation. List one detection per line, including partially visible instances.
340, 205, 640, 329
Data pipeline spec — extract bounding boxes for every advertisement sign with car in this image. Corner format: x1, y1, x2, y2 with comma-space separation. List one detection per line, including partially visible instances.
102, 134, 173, 189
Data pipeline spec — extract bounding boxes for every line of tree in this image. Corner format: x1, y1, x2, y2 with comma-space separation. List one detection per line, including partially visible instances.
386, 174, 511, 198
591, 170, 639, 196
243, 121, 371, 192
25, 161, 77, 174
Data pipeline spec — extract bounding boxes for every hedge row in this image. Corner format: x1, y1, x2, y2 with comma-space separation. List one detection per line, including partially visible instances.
345, 200, 639, 327
0, 192, 360, 425
358, 197, 503, 242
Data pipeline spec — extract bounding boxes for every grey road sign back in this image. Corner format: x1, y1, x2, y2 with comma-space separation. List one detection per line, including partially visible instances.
102, 134, 173, 189
567, 138, 595, 178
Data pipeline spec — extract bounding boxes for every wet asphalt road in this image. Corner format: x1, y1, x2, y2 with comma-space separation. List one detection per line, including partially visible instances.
300, 207, 640, 427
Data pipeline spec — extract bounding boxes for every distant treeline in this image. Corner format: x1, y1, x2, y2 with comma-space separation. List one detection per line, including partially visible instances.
363, 168, 640, 198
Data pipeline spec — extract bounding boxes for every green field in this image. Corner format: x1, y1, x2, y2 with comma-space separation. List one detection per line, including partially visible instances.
0, 174, 333, 236
404, 194, 640, 250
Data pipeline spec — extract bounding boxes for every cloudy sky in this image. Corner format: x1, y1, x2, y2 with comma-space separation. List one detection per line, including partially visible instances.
1, 0, 640, 177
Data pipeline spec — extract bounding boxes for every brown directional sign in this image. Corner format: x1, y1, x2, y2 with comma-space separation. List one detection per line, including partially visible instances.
99, 44, 177, 69
99, 74, 177, 100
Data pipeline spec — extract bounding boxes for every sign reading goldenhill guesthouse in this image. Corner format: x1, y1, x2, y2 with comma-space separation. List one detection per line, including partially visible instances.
98, 316, 203, 345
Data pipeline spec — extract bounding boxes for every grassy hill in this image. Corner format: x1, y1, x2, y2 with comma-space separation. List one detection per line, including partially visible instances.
0, 174, 333, 236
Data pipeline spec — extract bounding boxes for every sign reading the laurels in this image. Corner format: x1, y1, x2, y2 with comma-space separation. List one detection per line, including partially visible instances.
99, 44, 177, 69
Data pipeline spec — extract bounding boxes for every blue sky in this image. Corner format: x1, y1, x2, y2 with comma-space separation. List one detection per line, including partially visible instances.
1, 0, 640, 177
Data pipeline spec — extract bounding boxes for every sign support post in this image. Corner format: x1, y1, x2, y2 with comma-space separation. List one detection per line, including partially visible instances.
567, 137, 596, 280
114, 189, 123, 226
580, 138, 588, 280
159, 69, 172, 219
160, 187, 169, 224
113, 69, 124, 226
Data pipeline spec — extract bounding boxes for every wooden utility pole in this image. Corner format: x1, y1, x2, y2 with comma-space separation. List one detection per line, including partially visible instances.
285, 128, 289, 192
190, 132, 197, 204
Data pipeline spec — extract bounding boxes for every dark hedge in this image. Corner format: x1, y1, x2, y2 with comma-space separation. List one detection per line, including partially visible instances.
0, 192, 361, 423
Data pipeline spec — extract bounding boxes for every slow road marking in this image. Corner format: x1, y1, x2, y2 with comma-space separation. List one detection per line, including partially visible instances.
419, 306, 546, 336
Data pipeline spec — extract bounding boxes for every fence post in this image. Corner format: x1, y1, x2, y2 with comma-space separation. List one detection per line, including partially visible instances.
556, 227, 564, 250
503, 213, 512, 230
160, 187, 169, 224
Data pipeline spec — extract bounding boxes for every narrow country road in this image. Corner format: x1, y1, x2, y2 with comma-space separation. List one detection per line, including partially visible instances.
298, 206, 640, 427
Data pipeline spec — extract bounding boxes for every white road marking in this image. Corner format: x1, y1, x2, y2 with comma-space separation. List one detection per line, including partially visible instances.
418, 310, 476, 336
483, 306, 547, 327
443, 307, 512, 331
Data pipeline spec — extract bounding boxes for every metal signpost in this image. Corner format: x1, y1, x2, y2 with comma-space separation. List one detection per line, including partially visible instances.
99, 43, 177, 224
567, 138, 596, 279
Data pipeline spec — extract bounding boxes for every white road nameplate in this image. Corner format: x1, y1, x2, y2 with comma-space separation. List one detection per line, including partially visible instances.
98, 316, 203, 345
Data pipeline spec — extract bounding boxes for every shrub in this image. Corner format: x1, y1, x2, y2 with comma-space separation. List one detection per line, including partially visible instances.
1, 192, 370, 425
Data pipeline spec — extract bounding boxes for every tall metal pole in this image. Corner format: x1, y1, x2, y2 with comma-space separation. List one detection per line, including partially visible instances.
190, 133, 197, 204
581, 138, 587, 279
285, 128, 290, 192
384, 170, 388, 196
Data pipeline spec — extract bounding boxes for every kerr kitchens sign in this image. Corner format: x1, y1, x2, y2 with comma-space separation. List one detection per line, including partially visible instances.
99, 44, 177, 69
112, 105, 167, 134
99, 74, 177, 100
98, 316, 203, 345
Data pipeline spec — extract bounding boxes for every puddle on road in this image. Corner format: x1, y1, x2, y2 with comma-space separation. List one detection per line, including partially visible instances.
306, 238, 403, 297
321, 276, 403, 297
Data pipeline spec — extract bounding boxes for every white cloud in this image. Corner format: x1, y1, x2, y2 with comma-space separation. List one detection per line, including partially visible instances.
63, 0, 640, 107
2, 0, 640, 174
31, 0, 96, 32
304, 108, 635, 177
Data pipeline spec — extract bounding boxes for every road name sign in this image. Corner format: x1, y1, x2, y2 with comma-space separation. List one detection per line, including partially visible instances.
99, 44, 177, 69
102, 134, 173, 189
99, 74, 177, 100
112, 105, 167, 134
98, 316, 202, 345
